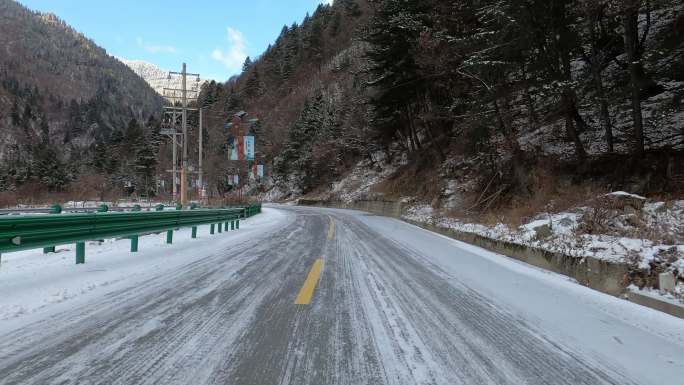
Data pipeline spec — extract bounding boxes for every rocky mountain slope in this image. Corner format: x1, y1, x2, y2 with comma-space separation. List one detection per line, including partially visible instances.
199, 0, 683, 206
0, 0, 164, 196
120, 59, 208, 98
195, 0, 372, 196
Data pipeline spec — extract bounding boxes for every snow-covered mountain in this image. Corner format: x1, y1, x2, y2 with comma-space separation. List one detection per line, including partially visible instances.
119, 59, 208, 98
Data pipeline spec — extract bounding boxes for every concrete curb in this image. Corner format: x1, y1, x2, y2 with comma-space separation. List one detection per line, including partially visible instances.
297, 199, 684, 320
627, 292, 684, 319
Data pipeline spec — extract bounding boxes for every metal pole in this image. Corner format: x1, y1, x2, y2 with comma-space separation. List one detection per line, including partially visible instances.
181, 63, 188, 206
172, 108, 178, 203
199, 107, 204, 204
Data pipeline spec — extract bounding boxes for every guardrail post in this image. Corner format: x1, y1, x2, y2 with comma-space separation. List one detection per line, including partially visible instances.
165, 204, 181, 243
236, 219, 240, 229
218, 223, 223, 233
130, 235, 139, 252
43, 204, 62, 254
210, 224, 215, 234
224, 221, 229, 231
230, 220, 235, 231
76, 242, 85, 264
190, 204, 198, 238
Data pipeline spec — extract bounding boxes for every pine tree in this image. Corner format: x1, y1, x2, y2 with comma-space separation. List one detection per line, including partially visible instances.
242, 56, 252, 73
67, 99, 83, 141
10, 100, 20, 126
39, 113, 49, 145
329, 9, 342, 37
0, 167, 8, 192
281, 24, 301, 81
621, 0, 654, 157
199, 81, 219, 107
341, 0, 362, 17
365, 0, 428, 152
576, 0, 623, 153
92, 141, 109, 173
275, 94, 326, 191
122, 118, 144, 154
134, 139, 158, 196
306, 15, 325, 65
243, 68, 262, 98
32, 144, 70, 191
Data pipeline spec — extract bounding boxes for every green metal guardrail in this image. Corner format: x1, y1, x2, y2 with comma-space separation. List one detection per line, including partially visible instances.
222, 203, 262, 224
240, 204, 262, 219
0, 203, 262, 265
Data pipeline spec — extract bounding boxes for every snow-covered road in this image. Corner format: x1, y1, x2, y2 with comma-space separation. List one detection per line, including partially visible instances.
0, 206, 682, 384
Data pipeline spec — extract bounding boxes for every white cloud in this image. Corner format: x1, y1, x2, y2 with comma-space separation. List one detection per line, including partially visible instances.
136, 37, 178, 54
211, 27, 248, 72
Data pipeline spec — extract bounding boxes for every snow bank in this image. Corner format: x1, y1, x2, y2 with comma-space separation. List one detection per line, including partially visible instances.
606, 191, 647, 200
404, 200, 684, 304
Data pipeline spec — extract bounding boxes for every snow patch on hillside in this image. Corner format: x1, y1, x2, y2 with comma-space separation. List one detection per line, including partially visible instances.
304, 154, 406, 203
119, 59, 209, 97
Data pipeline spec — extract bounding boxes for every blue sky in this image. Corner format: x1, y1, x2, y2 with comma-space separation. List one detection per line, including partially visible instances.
17, 0, 332, 81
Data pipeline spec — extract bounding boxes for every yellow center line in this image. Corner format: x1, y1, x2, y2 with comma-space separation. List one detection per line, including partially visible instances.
327, 217, 335, 240
294, 259, 324, 305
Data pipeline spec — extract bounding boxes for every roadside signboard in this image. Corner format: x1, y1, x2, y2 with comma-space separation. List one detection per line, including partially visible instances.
229, 137, 238, 160
244, 136, 255, 160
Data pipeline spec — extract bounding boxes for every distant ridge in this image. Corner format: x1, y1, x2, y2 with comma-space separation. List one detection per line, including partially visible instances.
120, 59, 209, 99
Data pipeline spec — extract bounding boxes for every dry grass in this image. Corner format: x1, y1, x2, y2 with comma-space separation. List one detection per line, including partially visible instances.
0, 192, 18, 209
450, 166, 608, 228
575, 204, 612, 236
371, 160, 443, 205
207, 196, 257, 207
0, 182, 127, 209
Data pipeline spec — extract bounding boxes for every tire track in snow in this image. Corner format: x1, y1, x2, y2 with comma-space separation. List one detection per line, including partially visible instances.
325, 211, 636, 385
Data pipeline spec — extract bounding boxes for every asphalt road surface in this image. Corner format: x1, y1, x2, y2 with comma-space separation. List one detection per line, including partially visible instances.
0, 206, 682, 384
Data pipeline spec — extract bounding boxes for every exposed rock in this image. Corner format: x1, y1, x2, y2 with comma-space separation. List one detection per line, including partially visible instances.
602, 191, 647, 211
659, 272, 676, 292
533, 224, 553, 240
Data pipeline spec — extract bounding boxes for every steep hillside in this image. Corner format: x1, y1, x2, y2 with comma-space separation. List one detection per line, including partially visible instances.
198, 0, 684, 210
196, 0, 372, 196
0, 0, 164, 198
120, 59, 208, 97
